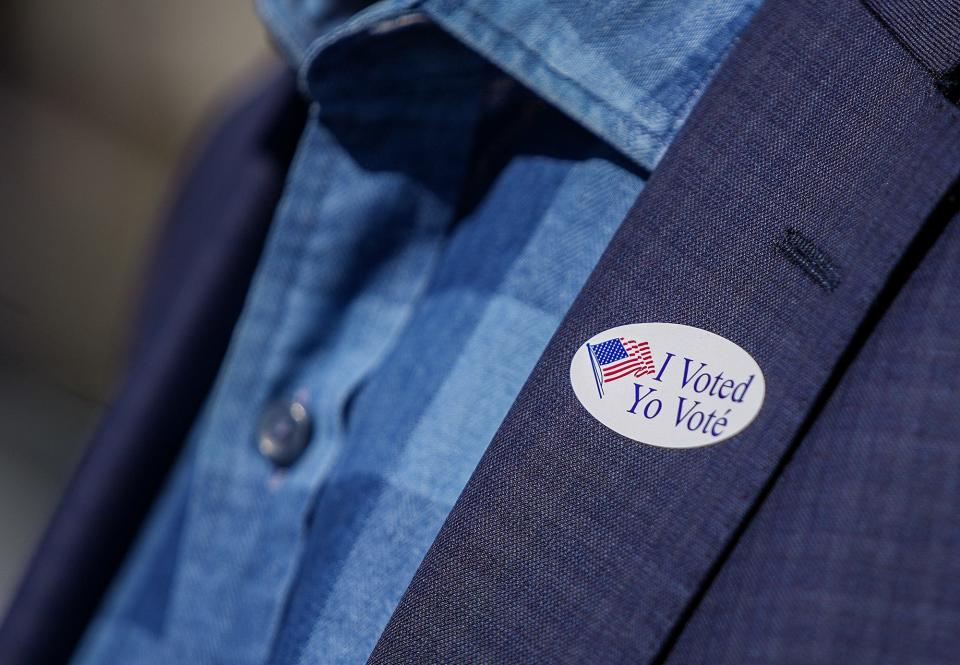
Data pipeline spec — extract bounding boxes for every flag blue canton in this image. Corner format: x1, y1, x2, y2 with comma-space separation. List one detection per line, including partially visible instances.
593, 338, 628, 366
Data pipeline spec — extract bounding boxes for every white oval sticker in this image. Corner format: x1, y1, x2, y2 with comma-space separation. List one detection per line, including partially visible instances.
569, 323, 765, 448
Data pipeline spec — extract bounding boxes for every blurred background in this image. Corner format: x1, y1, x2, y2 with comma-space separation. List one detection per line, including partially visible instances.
0, 1, 274, 610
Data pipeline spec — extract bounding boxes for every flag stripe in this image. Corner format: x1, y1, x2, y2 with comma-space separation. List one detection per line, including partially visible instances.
603, 365, 647, 381
602, 361, 654, 380
602, 356, 643, 373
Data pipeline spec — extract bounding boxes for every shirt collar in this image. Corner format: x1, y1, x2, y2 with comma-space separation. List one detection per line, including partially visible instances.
257, 0, 761, 171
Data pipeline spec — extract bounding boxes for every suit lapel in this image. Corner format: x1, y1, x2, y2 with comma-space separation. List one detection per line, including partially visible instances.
370, 0, 960, 662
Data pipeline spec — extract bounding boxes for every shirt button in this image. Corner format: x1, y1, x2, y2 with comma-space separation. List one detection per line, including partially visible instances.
257, 398, 312, 467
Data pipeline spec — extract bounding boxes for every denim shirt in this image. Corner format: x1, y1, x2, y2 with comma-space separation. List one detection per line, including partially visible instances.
75, 1, 759, 663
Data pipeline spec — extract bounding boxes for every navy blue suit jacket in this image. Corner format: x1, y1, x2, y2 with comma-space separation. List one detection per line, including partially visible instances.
0, 68, 307, 665
369, 0, 960, 662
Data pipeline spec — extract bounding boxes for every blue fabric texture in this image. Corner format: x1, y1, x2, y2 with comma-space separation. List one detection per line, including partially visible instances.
367, 0, 960, 662
666, 194, 960, 665
73, 1, 759, 663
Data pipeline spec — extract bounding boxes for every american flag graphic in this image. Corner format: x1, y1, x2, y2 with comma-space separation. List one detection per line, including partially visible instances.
586, 337, 656, 398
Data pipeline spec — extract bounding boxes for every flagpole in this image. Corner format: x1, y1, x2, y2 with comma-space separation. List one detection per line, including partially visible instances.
586, 343, 604, 399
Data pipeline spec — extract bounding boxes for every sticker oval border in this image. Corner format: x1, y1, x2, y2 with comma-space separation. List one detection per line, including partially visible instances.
569, 322, 765, 449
